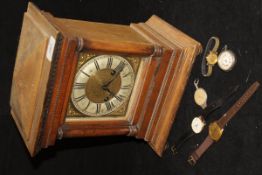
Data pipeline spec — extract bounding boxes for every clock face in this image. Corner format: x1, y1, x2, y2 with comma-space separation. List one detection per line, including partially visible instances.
71, 55, 135, 116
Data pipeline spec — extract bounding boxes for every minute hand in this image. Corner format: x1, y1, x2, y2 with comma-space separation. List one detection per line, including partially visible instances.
103, 68, 124, 87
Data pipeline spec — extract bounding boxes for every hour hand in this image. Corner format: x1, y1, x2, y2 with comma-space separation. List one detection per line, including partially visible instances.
102, 86, 115, 97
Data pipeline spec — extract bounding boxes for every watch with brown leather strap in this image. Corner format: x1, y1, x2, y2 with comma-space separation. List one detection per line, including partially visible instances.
187, 81, 260, 166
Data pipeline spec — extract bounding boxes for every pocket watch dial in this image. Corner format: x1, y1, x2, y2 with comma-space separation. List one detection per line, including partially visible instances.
71, 55, 135, 116
217, 50, 236, 71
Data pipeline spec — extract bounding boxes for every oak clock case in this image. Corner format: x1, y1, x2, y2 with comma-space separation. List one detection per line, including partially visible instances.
10, 2, 202, 157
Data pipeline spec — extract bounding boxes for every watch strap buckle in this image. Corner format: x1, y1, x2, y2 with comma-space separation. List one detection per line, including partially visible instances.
170, 145, 178, 156
187, 156, 196, 166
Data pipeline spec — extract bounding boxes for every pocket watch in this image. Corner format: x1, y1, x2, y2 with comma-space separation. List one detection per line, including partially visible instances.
193, 79, 208, 109
217, 46, 236, 71
9, 2, 202, 157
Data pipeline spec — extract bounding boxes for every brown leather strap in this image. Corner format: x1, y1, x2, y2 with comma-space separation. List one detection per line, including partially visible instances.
188, 81, 260, 166
188, 136, 214, 165
217, 81, 260, 128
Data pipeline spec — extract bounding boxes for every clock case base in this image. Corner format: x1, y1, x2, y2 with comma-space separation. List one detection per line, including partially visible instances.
10, 2, 201, 157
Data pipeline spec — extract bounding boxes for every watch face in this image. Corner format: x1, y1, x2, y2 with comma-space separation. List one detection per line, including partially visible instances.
194, 88, 207, 108
191, 117, 205, 133
71, 54, 136, 117
208, 122, 224, 141
206, 51, 218, 65
217, 50, 236, 71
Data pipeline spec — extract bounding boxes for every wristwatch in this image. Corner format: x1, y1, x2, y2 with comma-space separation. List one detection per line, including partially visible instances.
171, 85, 239, 154
188, 81, 260, 165
201, 37, 220, 77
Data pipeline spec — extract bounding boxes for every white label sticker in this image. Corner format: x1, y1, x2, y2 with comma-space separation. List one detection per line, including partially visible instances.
46, 36, 56, 62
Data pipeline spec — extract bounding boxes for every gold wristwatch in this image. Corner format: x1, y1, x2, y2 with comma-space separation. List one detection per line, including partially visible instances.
201, 37, 220, 77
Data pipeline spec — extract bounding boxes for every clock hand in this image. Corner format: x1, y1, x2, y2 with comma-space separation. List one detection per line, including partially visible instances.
102, 86, 115, 97
102, 68, 124, 88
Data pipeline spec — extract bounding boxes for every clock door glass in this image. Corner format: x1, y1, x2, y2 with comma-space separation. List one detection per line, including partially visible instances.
71, 55, 135, 117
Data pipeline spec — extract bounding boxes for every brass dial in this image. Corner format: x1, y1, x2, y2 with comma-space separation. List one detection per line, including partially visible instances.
71, 55, 135, 116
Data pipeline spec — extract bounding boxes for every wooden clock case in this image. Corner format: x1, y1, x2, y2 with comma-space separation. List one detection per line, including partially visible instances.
10, 2, 201, 157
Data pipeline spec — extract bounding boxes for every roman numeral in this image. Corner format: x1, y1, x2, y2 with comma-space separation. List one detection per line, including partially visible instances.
105, 101, 112, 111
115, 94, 125, 102
122, 72, 131, 78
121, 84, 132, 90
83, 101, 91, 111
114, 61, 125, 73
94, 60, 100, 70
74, 94, 85, 102
80, 70, 90, 77
74, 82, 86, 89
96, 103, 101, 114
111, 101, 115, 108
106, 57, 113, 68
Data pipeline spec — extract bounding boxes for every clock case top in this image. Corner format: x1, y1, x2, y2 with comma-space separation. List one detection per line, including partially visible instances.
10, 2, 201, 157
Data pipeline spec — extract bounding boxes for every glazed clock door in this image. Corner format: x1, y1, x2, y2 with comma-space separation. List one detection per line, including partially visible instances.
66, 51, 141, 122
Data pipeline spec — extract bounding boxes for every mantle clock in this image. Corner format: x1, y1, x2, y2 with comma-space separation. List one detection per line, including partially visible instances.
10, 2, 202, 157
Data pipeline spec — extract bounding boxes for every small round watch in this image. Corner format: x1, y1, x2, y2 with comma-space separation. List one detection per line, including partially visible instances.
217, 46, 236, 71
191, 116, 205, 134
193, 79, 208, 109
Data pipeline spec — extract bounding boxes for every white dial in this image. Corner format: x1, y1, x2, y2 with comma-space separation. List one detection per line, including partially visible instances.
191, 116, 205, 134
71, 55, 135, 116
218, 50, 236, 71
194, 88, 208, 108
